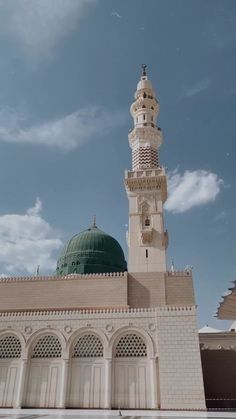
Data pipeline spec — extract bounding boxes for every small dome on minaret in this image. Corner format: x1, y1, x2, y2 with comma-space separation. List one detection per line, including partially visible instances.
136, 64, 155, 92
128, 65, 163, 170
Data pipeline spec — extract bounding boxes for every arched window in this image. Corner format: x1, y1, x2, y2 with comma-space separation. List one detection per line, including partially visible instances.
145, 217, 150, 227
32, 335, 62, 358
73, 334, 103, 358
0, 335, 21, 358
115, 333, 147, 357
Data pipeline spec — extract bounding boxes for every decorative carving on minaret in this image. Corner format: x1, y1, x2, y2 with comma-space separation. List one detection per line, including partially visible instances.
139, 200, 153, 245
128, 65, 163, 171
125, 66, 168, 272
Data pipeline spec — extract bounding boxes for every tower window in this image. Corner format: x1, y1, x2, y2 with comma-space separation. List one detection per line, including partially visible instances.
146, 249, 148, 258
143, 114, 146, 120
143, 92, 147, 98
145, 218, 150, 226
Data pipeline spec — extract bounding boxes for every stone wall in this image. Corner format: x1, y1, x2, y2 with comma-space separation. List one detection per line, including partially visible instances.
0, 306, 206, 410
128, 272, 166, 307
157, 307, 206, 409
165, 272, 195, 306
0, 274, 128, 311
0, 271, 195, 311
128, 271, 195, 308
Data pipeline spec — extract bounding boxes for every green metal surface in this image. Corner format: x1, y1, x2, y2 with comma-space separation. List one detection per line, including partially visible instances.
56, 225, 127, 275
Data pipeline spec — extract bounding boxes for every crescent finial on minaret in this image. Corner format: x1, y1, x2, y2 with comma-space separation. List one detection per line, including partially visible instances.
141, 64, 147, 77
92, 214, 97, 228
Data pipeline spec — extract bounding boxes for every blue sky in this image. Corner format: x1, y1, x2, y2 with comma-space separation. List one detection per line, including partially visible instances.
0, 0, 235, 328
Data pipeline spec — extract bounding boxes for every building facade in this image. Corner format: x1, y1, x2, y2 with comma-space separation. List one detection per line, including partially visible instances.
199, 281, 236, 408
0, 68, 206, 410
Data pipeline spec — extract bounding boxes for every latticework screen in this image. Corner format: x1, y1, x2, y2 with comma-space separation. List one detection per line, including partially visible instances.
0, 335, 22, 358
115, 333, 147, 357
73, 334, 103, 358
32, 335, 62, 358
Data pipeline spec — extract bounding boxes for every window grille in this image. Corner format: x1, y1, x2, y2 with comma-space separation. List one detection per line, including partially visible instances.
115, 333, 147, 357
32, 335, 62, 358
0, 335, 22, 358
73, 334, 103, 358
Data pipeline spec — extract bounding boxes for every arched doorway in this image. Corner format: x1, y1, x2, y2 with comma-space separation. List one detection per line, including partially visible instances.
67, 333, 105, 408
25, 334, 62, 407
112, 333, 151, 409
0, 334, 22, 407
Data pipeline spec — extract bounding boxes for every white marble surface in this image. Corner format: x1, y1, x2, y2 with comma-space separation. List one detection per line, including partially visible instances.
0, 410, 235, 418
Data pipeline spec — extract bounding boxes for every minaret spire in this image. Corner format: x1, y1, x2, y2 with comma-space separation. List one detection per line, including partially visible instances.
92, 214, 97, 228
141, 63, 147, 77
124, 67, 168, 273
128, 66, 162, 170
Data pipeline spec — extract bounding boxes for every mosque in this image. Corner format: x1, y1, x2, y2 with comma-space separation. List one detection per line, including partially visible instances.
0, 67, 207, 410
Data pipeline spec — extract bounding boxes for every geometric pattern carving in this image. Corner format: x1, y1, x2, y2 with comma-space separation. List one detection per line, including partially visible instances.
0, 335, 22, 358
32, 335, 62, 358
115, 333, 147, 357
73, 334, 103, 358
132, 146, 159, 170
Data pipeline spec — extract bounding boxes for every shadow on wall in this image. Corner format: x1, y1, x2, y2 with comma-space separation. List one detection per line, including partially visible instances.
128, 275, 150, 307
201, 349, 236, 409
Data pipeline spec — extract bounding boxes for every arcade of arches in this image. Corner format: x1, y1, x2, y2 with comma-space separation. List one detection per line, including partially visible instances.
0, 330, 157, 409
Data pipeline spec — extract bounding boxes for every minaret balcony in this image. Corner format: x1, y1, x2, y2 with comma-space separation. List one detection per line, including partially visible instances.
124, 167, 167, 201
126, 166, 165, 178
128, 125, 162, 147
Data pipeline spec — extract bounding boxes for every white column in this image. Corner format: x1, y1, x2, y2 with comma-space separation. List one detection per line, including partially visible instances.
58, 358, 69, 408
104, 358, 112, 408
14, 358, 28, 408
150, 357, 158, 409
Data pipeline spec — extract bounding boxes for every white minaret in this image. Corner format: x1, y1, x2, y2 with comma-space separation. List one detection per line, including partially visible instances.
125, 65, 168, 272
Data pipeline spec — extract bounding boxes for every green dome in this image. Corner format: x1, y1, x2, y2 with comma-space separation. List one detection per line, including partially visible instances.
56, 225, 127, 275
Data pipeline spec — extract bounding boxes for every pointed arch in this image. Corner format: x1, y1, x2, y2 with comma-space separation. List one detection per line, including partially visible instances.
66, 327, 108, 359
109, 326, 155, 358
25, 328, 66, 358
0, 329, 25, 357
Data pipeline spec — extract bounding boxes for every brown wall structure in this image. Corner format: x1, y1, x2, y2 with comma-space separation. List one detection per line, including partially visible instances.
128, 272, 166, 307
165, 272, 195, 306
0, 271, 195, 312
199, 332, 236, 408
0, 274, 128, 311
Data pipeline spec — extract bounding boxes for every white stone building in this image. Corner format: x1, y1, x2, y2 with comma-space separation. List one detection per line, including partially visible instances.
0, 67, 206, 410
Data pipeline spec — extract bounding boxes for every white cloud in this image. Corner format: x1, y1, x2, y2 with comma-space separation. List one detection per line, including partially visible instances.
0, 106, 125, 151
182, 79, 211, 98
0, 198, 62, 275
213, 211, 227, 223
111, 11, 122, 19
165, 169, 223, 214
0, 0, 97, 62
